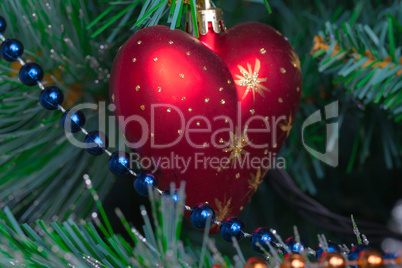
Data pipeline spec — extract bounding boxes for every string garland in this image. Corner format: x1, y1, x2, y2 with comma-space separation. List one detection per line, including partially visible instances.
0, 15, 401, 267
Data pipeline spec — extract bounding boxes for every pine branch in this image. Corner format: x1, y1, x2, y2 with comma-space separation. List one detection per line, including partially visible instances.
0, 0, 116, 222
311, 4, 402, 122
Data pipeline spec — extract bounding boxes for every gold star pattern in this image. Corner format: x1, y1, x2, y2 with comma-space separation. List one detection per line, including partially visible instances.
222, 127, 249, 166
234, 59, 269, 101
244, 167, 265, 200
279, 114, 293, 138
215, 197, 233, 223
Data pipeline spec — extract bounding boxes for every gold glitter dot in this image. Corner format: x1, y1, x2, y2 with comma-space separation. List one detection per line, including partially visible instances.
137, 40, 142, 44
132, 58, 137, 62
265, 116, 269, 121
280, 67, 286, 73
140, 105, 145, 110
181, 96, 186, 100
158, 87, 162, 92
111, 94, 115, 102
188, 108, 192, 112
227, 80, 231, 84
220, 99, 225, 104
297, 86, 300, 92
278, 98, 283, 103
293, 63, 297, 68
203, 66, 207, 71
273, 143, 277, 148
250, 109, 255, 115
167, 108, 171, 112
178, 129, 182, 135
135, 85, 140, 91
260, 48, 266, 54
219, 87, 224, 91
179, 74, 184, 78
196, 122, 200, 126
186, 51, 191, 55
264, 149, 268, 155
169, 40, 173, 44
225, 118, 228, 123
217, 167, 222, 172
236, 173, 240, 179
151, 133, 154, 137
219, 138, 224, 143
205, 98, 210, 103
240, 206, 244, 211
203, 142, 208, 147
153, 58, 158, 62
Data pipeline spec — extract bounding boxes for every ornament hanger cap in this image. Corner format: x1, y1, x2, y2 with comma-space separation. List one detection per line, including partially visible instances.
186, 0, 226, 35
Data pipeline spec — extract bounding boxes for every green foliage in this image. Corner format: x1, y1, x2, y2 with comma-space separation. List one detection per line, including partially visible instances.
0, 180, 238, 267
0, 0, 115, 222
312, 3, 402, 123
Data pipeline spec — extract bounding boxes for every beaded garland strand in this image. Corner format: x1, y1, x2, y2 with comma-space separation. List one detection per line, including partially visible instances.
0, 15, 400, 267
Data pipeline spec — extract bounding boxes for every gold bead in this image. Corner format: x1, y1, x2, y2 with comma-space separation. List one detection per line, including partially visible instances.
318, 253, 346, 268
281, 254, 306, 268
357, 249, 384, 268
244, 257, 268, 268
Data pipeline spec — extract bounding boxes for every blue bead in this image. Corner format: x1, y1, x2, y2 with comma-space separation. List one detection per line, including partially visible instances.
0, 16, 6, 33
348, 245, 369, 260
61, 109, 86, 133
1, 39, 24, 62
383, 252, 398, 259
163, 189, 180, 203
190, 203, 215, 229
251, 227, 277, 253
39, 86, 64, 110
134, 172, 158, 196
220, 217, 245, 242
109, 151, 130, 176
85, 131, 108, 155
285, 237, 307, 253
19, 62, 44, 86
316, 241, 340, 259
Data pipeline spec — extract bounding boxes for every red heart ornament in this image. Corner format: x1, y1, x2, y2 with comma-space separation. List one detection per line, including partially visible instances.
110, 22, 301, 227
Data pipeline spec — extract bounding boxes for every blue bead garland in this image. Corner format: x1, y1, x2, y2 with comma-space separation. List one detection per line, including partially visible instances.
163, 189, 180, 203
251, 227, 277, 253
61, 109, 86, 133
0, 16, 6, 33
316, 241, 340, 259
1, 39, 24, 61
285, 237, 307, 254
19, 62, 44, 86
190, 203, 215, 229
348, 244, 370, 260
109, 151, 130, 176
134, 172, 158, 196
220, 217, 245, 242
39, 86, 64, 110
85, 131, 109, 155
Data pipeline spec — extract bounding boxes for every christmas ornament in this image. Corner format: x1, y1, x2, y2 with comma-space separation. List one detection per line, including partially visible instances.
357, 250, 384, 268
110, 0, 302, 229
244, 257, 268, 268
318, 253, 346, 268
281, 254, 306, 268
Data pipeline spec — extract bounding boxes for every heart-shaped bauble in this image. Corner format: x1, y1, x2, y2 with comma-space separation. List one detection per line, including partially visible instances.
110, 22, 301, 227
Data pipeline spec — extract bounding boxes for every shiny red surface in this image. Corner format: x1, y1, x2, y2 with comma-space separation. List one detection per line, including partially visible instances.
110, 22, 302, 231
